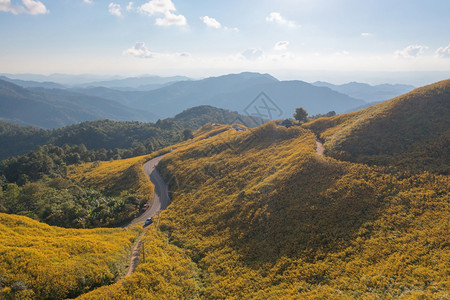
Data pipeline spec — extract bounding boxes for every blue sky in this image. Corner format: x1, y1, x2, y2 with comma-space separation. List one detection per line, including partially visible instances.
1, 0, 449, 84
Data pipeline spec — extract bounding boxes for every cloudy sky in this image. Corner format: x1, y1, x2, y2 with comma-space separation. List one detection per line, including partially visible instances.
1, 0, 449, 84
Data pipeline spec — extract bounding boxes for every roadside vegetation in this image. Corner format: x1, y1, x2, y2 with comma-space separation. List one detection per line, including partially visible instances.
0, 146, 155, 228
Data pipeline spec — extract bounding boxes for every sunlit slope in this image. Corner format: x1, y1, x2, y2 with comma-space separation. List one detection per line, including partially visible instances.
69, 154, 154, 202
0, 213, 140, 299
305, 79, 450, 173
153, 122, 449, 298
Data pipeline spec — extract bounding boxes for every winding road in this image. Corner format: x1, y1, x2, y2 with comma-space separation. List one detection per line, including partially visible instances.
125, 155, 170, 276
126, 155, 170, 228
125, 140, 323, 276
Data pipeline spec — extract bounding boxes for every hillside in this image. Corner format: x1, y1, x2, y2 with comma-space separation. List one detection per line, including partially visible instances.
76, 81, 448, 298
0, 213, 140, 299
305, 79, 450, 174
121, 119, 446, 298
72, 72, 364, 118
0, 79, 157, 128
313, 81, 415, 102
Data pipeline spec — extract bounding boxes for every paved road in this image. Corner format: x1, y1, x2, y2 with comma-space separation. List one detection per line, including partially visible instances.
126, 155, 170, 228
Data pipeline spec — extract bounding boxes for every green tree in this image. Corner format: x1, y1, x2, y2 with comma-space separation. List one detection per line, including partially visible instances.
182, 129, 194, 140
294, 107, 308, 123
2, 183, 20, 212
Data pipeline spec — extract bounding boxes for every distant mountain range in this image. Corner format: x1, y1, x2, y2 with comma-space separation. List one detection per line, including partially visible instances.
312, 81, 415, 102
75, 75, 191, 91
1, 72, 419, 129
0, 79, 157, 128
71, 72, 365, 119
0, 73, 191, 90
0, 76, 66, 89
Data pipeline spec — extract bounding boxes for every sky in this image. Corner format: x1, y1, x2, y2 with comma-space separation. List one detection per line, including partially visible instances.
1, 0, 449, 85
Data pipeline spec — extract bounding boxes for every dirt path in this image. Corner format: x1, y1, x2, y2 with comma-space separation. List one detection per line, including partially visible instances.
124, 155, 170, 277
316, 140, 324, 155
125, 231, 145, 276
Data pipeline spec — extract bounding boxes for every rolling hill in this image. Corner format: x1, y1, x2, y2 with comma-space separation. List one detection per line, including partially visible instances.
0, 79, 158, 128
305, 79, 450, 174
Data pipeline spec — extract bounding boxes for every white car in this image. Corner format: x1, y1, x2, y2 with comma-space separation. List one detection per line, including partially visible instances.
144, 217, 153, 227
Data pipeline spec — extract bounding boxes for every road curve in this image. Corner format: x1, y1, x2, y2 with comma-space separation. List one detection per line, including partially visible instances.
126, 155, 170, 228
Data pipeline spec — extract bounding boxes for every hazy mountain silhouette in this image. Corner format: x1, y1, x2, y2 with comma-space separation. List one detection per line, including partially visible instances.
0, 79, 158, 128
313, 81, 415, 102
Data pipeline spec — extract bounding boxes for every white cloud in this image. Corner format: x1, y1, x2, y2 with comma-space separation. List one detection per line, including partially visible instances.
241, 48, 263, 60
124, 42, 190, 59
361, 32, 372, 37
0, 0, 48, 15
138, 0, 186, 26
22, 0, 48, 14
436, 43, 450, 58
202, 16, 221, 29
126, 2, 134, 11
83, 0, 93, 4
139, 0, 175, 15
108, 3, 122, 17
274, 41, 289, 51
155, 11, 186, 26
265, 12, 296, 27
124, 42, 154, 58
395, 45, 428, 58
201, 16, 238, 31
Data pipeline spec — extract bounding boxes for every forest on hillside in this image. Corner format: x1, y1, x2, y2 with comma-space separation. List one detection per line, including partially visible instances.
0, 105, 264, 160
